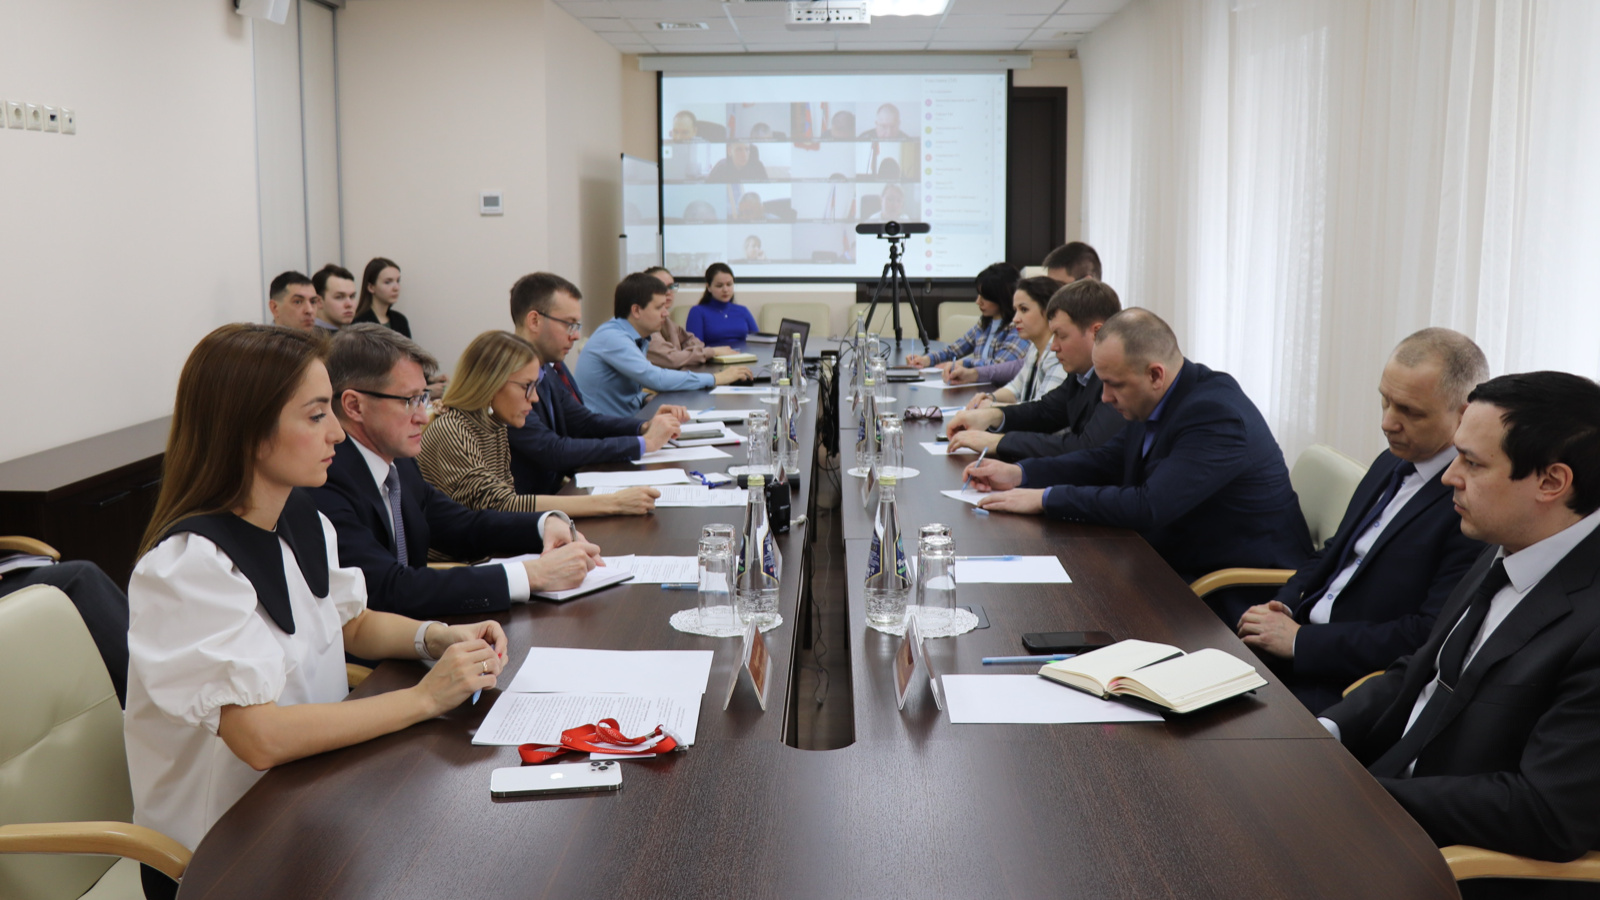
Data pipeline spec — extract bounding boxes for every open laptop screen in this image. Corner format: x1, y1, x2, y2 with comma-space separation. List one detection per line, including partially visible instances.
772, 318, 811, 362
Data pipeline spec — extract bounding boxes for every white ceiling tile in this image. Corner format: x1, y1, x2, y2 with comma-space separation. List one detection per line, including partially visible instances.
556, 1, 621, 17
605, 0, 728, 17
940, 14, 1049, 28
926, 40, 1026, 49
930, 28, 1038, 40
1043, 13, 1110, 28
583, 17, 638, 32
836, 28, 936, 41
1060, 0, 1131, 13
647, 30, 745, 44
948, 0, 1066, 13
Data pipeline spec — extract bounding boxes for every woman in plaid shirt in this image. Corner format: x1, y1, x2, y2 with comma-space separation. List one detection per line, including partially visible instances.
906, 262, 1029, 376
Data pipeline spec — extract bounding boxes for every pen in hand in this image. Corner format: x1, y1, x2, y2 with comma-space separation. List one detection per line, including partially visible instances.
962, 446, 988, 491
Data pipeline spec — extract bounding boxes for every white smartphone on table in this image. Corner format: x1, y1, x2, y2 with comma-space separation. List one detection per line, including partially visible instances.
490, 761, 622, 798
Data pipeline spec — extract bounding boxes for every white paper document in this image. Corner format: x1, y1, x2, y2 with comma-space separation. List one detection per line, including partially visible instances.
940, 489, 988, 506
919, 367, 944, 376
576, 469, 691, 488
908, 380, 966, 391
692, 408, 755, 422
473, 692, 703, 746
942, 675, 1163, 724
710, 385, 777, 395
633, 446, 733, 464
921, 441, 978, 457
592, 484, 747, 507
507, 647, 716, 696
602, 555, 698, 584
955, 555, 1072, 584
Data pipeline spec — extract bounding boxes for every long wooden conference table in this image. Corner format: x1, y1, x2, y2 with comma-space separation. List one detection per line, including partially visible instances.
177, 360, 1460, 899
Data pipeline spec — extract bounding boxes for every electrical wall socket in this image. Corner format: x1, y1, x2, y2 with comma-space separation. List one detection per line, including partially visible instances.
5, 101, 22, 129
61, 108, 75, 135
43, 106, 59, 133
24, 103, 42, 130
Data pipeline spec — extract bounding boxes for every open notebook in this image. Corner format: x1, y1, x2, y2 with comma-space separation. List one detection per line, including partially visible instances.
1039, 639, 1266, 714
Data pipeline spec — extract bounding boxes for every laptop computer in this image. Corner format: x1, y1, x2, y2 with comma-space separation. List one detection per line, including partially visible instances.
752, 318, 812, 381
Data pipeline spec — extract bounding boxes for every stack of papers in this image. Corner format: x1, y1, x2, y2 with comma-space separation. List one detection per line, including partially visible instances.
576, 469, 691, 488
691, 408, 755, 423
593, 484, 746, 507
671, 423, 743, 447
954, 556, 1072, 584
473, 647, 716, 749
601, 555, 698, 583
921, 441, 979, 457
633, 446, 733, 465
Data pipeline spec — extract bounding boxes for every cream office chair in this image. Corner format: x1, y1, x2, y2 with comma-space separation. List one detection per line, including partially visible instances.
939, 311, 980, 343
0, 536, 62, 561
847, 302, 924, 340
1441, 846, 1600, 885
1189, 443, 1367, 598
670, 304, 691, 328
757, 302, 832, 338
0, 585, 190, 900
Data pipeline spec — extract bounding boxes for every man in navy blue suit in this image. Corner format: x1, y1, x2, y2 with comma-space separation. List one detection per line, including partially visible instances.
964, 308, 1311, 589
1237, 329, 1488, 713
312, 325, 602, 619
504, 272, 687, 497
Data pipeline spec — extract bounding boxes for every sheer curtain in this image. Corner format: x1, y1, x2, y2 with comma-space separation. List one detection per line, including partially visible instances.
1080, 0, 1600, 464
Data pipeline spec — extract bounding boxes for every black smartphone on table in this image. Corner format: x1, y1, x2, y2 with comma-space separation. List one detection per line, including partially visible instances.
1021, 631, 1116, 654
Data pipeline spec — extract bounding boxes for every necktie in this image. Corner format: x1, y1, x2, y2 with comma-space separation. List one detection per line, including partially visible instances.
1368, 559, 1511, 777
1301, 461, 1417, 610
555, 364, 580, 404
384, 464, 409, 564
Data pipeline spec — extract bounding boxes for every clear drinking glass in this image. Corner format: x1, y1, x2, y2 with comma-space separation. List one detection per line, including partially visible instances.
745, 409, 774, 476
915, 532, 957, 634
697, 535, 735, 630
870, 357, 892, 401
877, 412, 904, 478
702, 523, 736, 543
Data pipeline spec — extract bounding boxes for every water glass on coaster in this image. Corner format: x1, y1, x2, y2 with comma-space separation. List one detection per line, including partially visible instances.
914, 530, 957, 634
696, 534, 736, 630
877, 412, 907, 479
744, 409, 774, 477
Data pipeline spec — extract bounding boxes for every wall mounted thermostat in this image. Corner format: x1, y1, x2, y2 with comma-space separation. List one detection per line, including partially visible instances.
480, 191, 503, 216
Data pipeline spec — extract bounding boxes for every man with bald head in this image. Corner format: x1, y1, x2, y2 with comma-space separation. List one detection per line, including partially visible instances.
1238, 329, 1489, 713
964, 307, 1312, 593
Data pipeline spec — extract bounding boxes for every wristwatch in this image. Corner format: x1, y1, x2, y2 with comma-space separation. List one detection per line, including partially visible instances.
414, 620, 443, 660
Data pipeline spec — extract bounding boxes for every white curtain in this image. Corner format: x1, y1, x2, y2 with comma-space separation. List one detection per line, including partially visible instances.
1080, 0, 1600, 464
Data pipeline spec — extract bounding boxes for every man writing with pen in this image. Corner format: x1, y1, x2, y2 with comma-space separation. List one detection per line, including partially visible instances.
961, 308, 1311, 622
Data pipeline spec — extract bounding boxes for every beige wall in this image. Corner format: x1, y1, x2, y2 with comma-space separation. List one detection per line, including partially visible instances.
0, 2, 261, 463
1012, 51, 1085, 244
621, 56, 659, 162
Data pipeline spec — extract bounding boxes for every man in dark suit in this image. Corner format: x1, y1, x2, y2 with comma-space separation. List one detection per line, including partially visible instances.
503, 272, 685, 496
311, 325, 602, 619
964, 308, 1311, 586
1320, 372, 1600, 880
1236, 329, 1489, 713
944, 279, 1127, 462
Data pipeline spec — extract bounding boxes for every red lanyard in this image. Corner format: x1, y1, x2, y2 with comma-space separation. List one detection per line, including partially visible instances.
517, 718, 679, 765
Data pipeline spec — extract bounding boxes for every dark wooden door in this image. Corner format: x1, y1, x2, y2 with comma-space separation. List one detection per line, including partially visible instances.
1006, 84, 1068, 267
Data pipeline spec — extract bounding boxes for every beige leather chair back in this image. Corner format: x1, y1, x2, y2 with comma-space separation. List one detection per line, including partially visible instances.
670, 303, 691, 327
756, 302, 833, 339
940, 311, 981, 343
0, 585, 133, 900
1291, 443, 1369, 551
1020, 265, 1048, 279
848, 302, 923, 339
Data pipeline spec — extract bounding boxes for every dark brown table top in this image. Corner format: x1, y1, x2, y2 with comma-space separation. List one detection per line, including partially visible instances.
176, 373, 1459, 900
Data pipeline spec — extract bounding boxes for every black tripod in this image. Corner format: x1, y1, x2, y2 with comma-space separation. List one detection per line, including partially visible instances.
861, 234, 931, 354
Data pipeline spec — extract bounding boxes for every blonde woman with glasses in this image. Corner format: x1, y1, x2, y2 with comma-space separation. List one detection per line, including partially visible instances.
418, 331, 659, 518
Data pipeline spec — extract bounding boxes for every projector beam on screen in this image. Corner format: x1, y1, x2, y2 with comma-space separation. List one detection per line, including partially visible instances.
658, 71, 1007, 281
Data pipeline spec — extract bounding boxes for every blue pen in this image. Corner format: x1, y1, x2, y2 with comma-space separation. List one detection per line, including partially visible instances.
957, 555, 1019, 562
472, 690, 481, 705
688, 470, 712, 486
981, 653, 1076, 665
962, 445, 988, 491
661, 583, 698, 590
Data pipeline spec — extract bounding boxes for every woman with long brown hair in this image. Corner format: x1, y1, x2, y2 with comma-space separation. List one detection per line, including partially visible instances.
352, 256, 408, 336
418, 330, 658, 518
127, 324, 506, 899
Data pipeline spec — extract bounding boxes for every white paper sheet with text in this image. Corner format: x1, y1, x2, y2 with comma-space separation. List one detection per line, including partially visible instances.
942, 675, 1162, 724
633, 446, 733, 465
602, 556, 697, 584
576, 469, 691, 488
592, 485, 746, 507
940, 489, 987, 506
507, 647, 716, 695
921, 441, 979, 457
472, 692, 702, 746
954, 556, 1072, 584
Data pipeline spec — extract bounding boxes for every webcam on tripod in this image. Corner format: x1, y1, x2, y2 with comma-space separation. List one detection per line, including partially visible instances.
855, 221, 932, 237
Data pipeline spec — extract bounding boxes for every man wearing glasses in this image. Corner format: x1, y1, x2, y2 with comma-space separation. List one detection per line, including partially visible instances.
506, 272, 687, 496
312, 324, 603, 619
643, 267, 735, 368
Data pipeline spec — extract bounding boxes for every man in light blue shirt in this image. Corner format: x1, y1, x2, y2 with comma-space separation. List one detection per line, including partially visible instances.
577, 273, 754, 417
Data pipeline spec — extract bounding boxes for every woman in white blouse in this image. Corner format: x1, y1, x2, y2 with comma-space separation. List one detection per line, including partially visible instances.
126, 324, 507, 899
965, 276, 1067, 410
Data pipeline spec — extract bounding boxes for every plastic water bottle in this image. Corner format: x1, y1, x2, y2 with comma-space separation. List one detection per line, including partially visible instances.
788, 331, 806, 397
856, 378, 880, 469
775, 377, 800, 479
865, 471, 910, 630
734, 474, 780, 628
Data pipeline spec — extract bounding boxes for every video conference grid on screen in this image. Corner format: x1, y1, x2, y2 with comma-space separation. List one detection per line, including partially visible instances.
652, 73, 1008, 280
